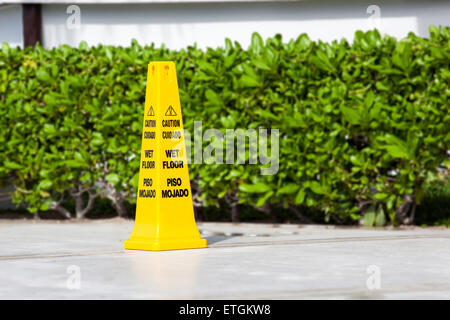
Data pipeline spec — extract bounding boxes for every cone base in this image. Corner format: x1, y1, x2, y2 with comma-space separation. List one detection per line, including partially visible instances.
124, 237, 207, 251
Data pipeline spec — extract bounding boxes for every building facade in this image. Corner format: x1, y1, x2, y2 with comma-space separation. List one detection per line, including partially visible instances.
1, 0, 449, 50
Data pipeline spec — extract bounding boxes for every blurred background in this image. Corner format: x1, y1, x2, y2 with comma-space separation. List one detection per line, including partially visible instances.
0, 0, 449, 227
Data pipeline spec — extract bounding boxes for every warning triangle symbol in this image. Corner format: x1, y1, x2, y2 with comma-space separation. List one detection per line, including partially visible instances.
165, 105, 177, 116
147, 106, 155, 116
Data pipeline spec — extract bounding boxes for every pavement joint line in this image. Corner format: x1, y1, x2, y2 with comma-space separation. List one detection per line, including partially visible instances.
209, 234, 450, 248
0, 234, 448, 261
202, 284, 450, 300
0, 250, 124, 261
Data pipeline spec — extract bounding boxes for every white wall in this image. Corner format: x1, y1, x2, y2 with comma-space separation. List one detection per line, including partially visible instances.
0, 4, 23, 48
41, 0, 450, 50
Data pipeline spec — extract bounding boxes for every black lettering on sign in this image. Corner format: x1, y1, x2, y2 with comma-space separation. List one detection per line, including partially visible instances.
165, 149, 179, 158
162, 120, 180, 127
167, 178, 182, 186
139, 189, 156, 198
162, 131, 181, 139
144, 150, 153, 158
144, 131, 155, 139
143, 178, 153, 187
161, 189, 189, 198
142, 161, 155, 169
162, 161, 183, 169
145, 120, 156, 128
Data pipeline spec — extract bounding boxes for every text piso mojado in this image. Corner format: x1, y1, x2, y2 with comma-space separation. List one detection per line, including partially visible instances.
144, 121, 279, 175
179, 304, 271, 317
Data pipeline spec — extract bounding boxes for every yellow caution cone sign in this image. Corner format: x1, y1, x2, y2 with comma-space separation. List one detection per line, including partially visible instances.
124, 61, 207, 251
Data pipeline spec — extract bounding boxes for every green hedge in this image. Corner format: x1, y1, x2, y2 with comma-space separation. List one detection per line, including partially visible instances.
0, 27, 449, 224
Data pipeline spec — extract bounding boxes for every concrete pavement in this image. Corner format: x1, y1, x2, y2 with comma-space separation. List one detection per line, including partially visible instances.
0, 218, 449, 299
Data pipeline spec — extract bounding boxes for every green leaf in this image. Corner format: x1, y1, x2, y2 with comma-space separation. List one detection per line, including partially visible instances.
340, 105, 362, 125
106, 173, 121, 185
250, 32, 264, 55
384, 145, 409, 159
239, 183, 271, 193
130, 172, 139, 189
364, 205, 376, 227
64, 160, 85, 168
205, 89, 222, 106
378, 134, 409, 159
90, 132, 105, 147
428, 25, 440, 39
252, 58, 271, 71
239, 75, 260, 88
364, 90, 375, 108
373, 193, 388, 200
309, 181, 323, 195
310, 50, 335, 72
295, 189, 306, 205
1, 42, 10, 55
256, 109, 279, 121
255, 191, 274, 207
375, 206, 386, 226
79, 41, 88, 51
38, 180, 53, 190
278, 183, 299, 195
4, 160, 22, 170
40, 201, 51, 211
392, 42, 412, 72
105, 47, 113, 61
36, 69, 52, 83
43, 124, 56, 135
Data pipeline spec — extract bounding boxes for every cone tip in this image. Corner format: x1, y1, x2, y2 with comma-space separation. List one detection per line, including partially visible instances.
149, 61, 175, 67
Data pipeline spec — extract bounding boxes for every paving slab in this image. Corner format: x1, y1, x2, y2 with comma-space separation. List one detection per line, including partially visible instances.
0, 218, 449, 299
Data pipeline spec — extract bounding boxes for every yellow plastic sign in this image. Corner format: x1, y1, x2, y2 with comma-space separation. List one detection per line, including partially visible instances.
124, 61, 207, 251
